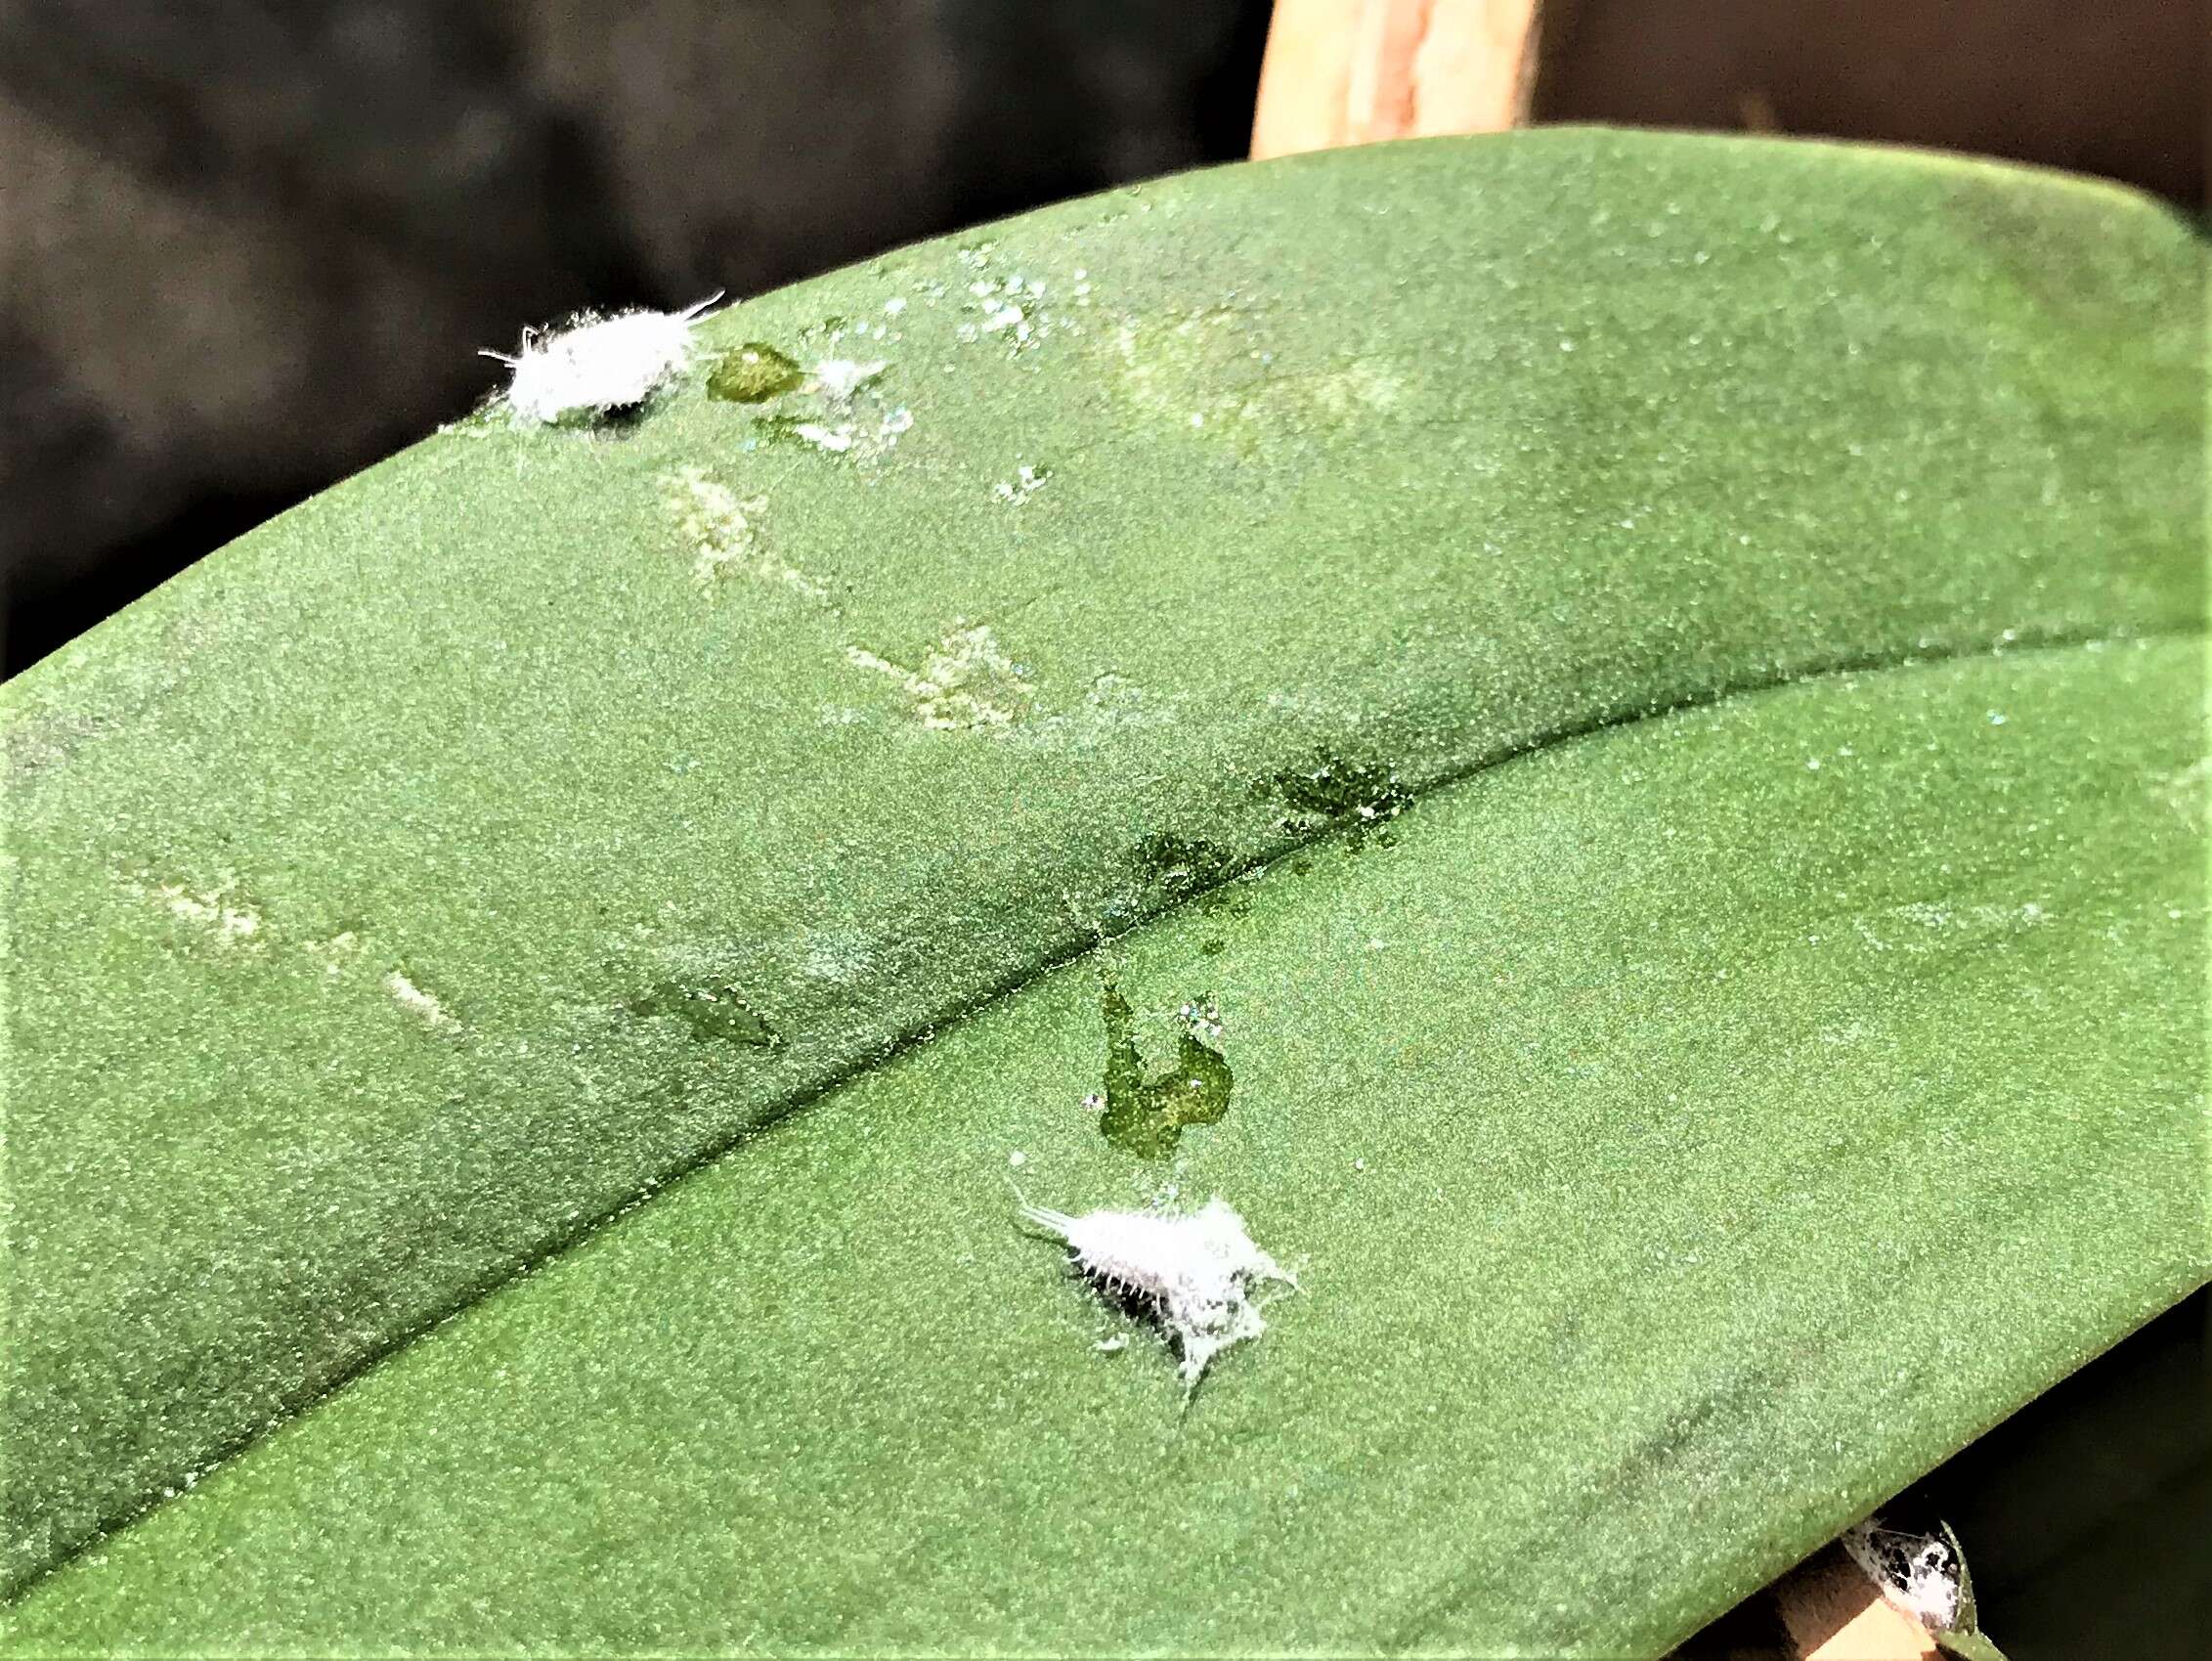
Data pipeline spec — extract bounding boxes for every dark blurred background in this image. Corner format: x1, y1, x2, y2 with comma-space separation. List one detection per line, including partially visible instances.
2, 0, 2203, 677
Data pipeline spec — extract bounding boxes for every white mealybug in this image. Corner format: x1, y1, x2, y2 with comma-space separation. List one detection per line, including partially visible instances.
1842, 1518, 1963, 1632
1019, 1192, 1295, 1392
481, 294, 722, 424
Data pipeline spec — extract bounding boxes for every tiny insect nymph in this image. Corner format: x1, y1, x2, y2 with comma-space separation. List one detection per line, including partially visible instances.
481, 294, 723, 424
1018, 1190, 1295, 1393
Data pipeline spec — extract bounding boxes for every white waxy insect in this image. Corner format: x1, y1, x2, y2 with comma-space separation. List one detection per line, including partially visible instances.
1019, 1193, 1295, 1392
1842, 1519, 1963, 1632
480, 295, 722, 424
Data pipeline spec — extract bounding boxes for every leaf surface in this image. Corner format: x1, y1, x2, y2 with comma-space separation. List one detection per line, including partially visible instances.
2, 129, 2203, 1650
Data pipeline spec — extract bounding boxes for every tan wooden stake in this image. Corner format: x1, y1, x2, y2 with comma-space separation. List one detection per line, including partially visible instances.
1250, 0, 1542, 159
1772, 1545, 1940, 1660
1248, 8, 1954, 1659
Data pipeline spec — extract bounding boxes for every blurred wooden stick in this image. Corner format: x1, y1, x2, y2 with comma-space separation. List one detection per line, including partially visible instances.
1250, 0, 1543, 159
1772, 1546, 1938, 1660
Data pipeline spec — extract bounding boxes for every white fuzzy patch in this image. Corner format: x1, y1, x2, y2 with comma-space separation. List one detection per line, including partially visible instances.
659, 466, 823, 596
483, 295, 719, 423
385, 970, 455, 1028
946, 257, 1072, 352
793, 421, 854, 454
127, 876, 262, 945
161, 886, 259, 941
845, 623, 1032, 731
1021, 1195, 1295, 1391
780, 404, 913, 461
991, 463, 1049, 505
1843, 1520, 1962, 1632
810, 358, 888, 401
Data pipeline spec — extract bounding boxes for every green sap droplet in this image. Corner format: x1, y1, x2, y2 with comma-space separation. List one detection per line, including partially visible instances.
1094, 969, 1233, 1159
707, 343, 804, 404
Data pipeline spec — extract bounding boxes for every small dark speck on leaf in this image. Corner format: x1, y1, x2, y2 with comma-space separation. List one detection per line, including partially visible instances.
1269, 749, 1410, 845
1133, 832, 1234, 897
627, 981, 779, 1048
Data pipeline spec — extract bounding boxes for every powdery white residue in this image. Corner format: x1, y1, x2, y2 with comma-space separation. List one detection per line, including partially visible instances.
774, 403, 913, 463
306, 930, 362, 977
1020, 1195, 1295, 1391
947, 256, 1076, 353
660, 466, 823, 597
810, 358, 887, 401
483, 295, 719, 424
1078, 672, 1183, 732
845, 623, 1033, 731
130, 878, 262, 945
385, 970, 455, 1028
1842, 1520, 1962, 1633
991, 463, 1049, 505
1114, 308, 1398, 436
793, 422, 854, 453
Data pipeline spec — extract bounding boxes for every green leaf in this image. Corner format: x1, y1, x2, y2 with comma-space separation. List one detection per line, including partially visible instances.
3, 128, 2202, 1653
1938, 1626, 2016, 1661
1936, 1520, 2013, 1661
